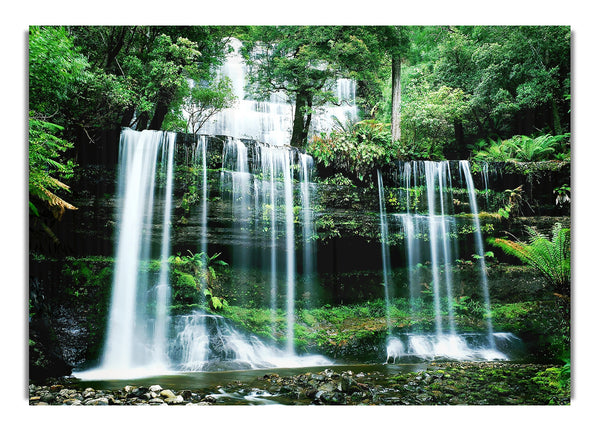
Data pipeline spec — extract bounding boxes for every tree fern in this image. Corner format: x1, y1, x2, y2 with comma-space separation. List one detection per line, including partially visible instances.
489, 223, 570, 294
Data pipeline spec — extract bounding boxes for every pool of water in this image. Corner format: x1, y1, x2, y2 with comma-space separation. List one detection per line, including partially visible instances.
72, 362, 428, 392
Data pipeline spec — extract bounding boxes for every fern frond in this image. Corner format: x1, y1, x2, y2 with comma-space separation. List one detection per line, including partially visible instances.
490, 223, 570, 294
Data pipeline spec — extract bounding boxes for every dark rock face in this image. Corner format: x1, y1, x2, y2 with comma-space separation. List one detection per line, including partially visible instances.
38, 131, 570, 260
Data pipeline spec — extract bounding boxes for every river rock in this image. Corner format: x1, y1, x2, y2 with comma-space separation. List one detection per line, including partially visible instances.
148, 398, 165, 405
83, 388, 96, 398
339, 373, 360, 393
165, 395, 184, 405
160, 389, 176, 399
58, 388, 77, 398
149, 385, 163, 392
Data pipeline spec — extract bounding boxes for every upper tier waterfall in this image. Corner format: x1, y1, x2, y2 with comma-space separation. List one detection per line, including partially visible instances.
193, 38, 358, 146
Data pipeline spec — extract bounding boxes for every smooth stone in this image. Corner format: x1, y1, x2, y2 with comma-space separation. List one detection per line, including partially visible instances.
159, 389, 176, 399
149, 385, 163, 392
165, 395, 184, 405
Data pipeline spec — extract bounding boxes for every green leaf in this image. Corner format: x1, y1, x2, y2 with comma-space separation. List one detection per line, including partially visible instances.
29, 201, 40, 217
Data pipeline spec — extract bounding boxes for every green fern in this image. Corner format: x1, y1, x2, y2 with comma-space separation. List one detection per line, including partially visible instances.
489, 223, 570, 294
29, 114, 78, 220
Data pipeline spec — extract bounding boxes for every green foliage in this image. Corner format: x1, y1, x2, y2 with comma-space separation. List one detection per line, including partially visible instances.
489, 223, 570, 294
533, 362, 571, 392
496, 185, 524, 219
400, 67, 469, 156
169, 251, 229, 310
29, 26, 90, 115
29, 116, 77, 221
473, 133, 569, 163
308, 120, 400, 182
182, 77, 237, 133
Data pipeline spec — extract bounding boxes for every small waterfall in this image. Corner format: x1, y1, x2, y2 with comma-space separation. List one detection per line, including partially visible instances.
480, 161, 490, 210
196, 136, 209, 270
221, 137, 252, 276
171, 312, 331, 371
384, 161, 506, 362
376, 170, 393, 335
299, 154, 316, 307
99, 129, 176, 374
460, 160, 496, 349
152, 133, 175, 366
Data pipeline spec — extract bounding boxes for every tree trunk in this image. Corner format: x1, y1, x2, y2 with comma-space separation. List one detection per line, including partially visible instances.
290, 89, 312, 148
149, 87, 175, 131
135, 111, 149, 131
453, 119, 465, 154
120, 106, 136, 128
105, 26, 128, 74
551, 98, 563, 135
148, 101, 169, 131
391, 55, 402, 143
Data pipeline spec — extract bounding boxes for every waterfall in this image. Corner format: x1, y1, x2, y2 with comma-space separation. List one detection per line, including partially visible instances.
195, 38, 358, 146
460, 160, 496, 349
99, 129, 175, 374
171, 312, 330, 371
384, 161, 506, 362
152, 133, 175, 366
299, 154, 315, 307
197, 136, 209, 269
376, 170, 393, 335
75, 130, 329, 380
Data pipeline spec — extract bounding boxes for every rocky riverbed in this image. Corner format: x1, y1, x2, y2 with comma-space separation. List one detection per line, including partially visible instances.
29, 362, 570, 406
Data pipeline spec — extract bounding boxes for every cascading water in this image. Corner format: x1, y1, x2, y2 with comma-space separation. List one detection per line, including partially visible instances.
79, 130, 176, 379
299, 154, 316, 307
152, 133, 175, 366
382, 161, 510, 362
460, 160, 496, 349
76, 130, 330, 380
376, 170, 393, 336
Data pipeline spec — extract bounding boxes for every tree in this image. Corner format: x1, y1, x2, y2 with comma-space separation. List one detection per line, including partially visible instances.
69, 26, 234, 133
183, 77, 237, 134
433, 26, 570, 146
242, 26, 380, 147
376, 27, 410, 143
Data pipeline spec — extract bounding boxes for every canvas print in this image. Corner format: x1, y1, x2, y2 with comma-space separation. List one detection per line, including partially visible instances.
28, 25, 571, 406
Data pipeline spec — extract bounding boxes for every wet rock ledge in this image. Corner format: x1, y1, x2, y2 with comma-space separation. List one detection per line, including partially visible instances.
29, 362, 570, 406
